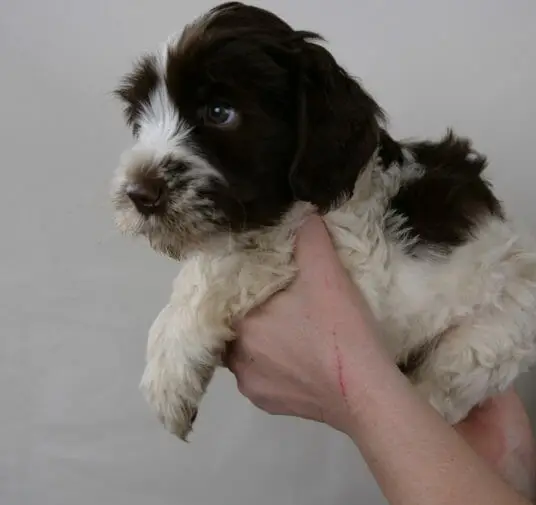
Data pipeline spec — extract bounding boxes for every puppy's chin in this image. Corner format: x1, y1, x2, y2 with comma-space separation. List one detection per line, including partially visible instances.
113, 202, 222, 261
146, 232, 189, 261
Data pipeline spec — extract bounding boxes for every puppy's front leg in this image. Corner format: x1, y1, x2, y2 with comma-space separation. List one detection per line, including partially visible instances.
139, 259, 233, 440
139, 251, 295, 440
139, 306, 224, 440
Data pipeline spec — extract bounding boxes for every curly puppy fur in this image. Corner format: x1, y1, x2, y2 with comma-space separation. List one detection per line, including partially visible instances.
111, 2, 536, 442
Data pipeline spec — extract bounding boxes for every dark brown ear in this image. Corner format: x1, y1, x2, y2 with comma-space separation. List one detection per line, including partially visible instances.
289, 35, 384, 211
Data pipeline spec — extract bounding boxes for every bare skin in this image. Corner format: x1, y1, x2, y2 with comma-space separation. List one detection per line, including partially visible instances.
226, 215, 535, 505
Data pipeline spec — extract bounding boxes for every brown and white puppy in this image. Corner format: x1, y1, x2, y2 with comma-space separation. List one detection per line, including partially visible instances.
111, 2, 536, 442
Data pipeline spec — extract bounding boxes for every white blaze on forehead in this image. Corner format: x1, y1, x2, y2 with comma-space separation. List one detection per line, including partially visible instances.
135, 6, 215, 156
133, 0, 238, 154
136, 83, 191, 157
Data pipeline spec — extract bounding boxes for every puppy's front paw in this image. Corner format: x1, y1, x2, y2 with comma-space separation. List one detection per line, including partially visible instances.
139, 360, 206, 441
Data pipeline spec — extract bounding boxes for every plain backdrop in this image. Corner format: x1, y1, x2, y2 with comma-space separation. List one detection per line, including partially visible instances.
1, 1, 535, 504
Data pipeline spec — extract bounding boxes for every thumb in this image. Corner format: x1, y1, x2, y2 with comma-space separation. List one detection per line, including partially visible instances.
294, 214, 345, 278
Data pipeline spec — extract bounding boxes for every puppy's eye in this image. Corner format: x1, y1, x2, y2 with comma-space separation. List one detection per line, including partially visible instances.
201, 102, 239, 127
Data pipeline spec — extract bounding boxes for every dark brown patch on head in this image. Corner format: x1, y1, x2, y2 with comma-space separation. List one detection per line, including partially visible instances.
164, 2, 384, 219
389, 130, 504, 254
161, 4, 301, 229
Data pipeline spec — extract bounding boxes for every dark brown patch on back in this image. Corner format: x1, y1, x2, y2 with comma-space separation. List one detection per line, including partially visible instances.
389, 130, 504, 254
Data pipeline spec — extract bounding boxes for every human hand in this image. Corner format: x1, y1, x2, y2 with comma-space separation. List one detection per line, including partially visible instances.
226, 213, 383, 432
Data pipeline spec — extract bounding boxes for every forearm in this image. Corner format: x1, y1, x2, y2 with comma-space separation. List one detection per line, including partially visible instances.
336, 322, 530, 505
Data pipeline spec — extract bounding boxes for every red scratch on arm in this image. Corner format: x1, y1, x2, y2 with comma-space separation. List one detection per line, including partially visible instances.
334, 339, 348, 404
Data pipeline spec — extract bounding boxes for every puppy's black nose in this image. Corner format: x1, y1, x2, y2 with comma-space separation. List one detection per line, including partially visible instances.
126, 179, 168, 215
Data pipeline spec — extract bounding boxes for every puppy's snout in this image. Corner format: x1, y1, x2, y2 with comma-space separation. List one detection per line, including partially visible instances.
126, 178, 168, 215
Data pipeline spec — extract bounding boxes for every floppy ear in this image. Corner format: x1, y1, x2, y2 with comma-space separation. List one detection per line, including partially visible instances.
288, 35, 383, 211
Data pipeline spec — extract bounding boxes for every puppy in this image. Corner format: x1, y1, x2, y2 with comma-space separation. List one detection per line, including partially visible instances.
111, 2, 536, 440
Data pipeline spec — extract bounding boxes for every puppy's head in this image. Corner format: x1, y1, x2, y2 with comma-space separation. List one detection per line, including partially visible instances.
111, 2, 383, 258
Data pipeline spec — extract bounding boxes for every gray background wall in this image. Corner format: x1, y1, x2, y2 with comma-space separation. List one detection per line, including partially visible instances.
1, 1, 535, 504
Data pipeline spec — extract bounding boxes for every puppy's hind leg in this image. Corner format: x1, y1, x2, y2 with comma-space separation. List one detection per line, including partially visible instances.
414, 298, 536, 425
